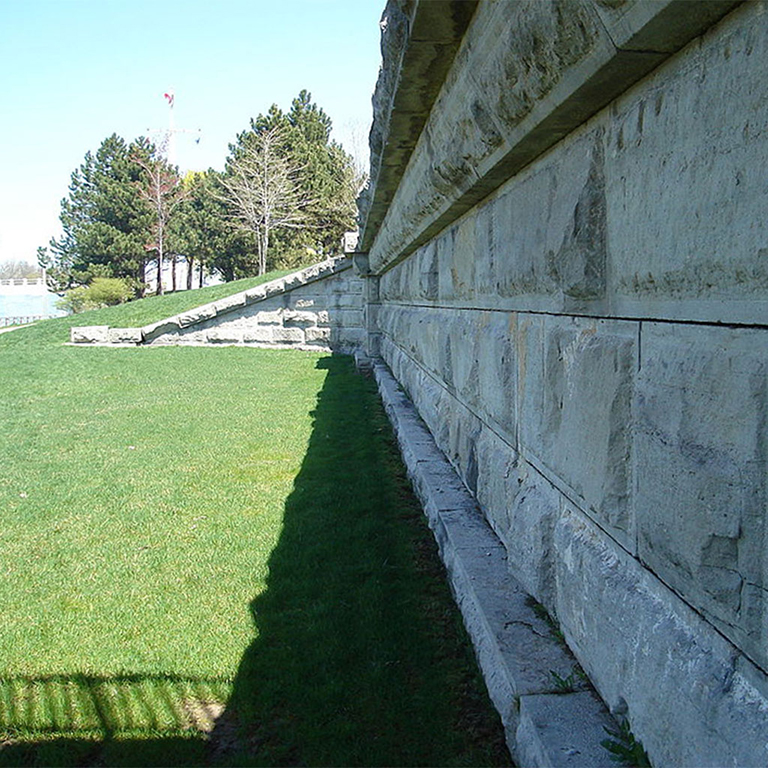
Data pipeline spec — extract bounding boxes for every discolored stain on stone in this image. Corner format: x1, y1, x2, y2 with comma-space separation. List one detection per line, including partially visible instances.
547, 132, 607, 302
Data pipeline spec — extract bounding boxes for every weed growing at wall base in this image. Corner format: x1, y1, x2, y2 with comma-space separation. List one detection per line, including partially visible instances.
0, 302, 509, 766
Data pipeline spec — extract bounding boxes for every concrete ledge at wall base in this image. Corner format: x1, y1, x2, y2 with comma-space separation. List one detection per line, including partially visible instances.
371, 358, 619, 768
68, 256, 361, 349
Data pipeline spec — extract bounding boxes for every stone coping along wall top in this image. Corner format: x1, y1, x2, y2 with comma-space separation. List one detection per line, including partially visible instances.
70, 256, 354, 347
359, 0, 743, 267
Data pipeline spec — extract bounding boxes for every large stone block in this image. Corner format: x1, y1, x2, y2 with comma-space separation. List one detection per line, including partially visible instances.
107, 328, 142, 345
282, 310, 317, 328
606, 2, 768, 325
519, 314, 637, 550
460, 0, 606, 139
242, 327, 274, 344
178, 305, 217, 327
271, 327, 304, 344
255, 309, 283, 325
304, 327, 330, 344
213, 293, 246, 314
475, 311, 517, 439
70, 326, 110, 344
206, 328, 243, 345
366, 0, 677, 273
380, 305, 518, 443
554, 507, 768, 768
476, 428, 561, 608
636, 322, 768, 669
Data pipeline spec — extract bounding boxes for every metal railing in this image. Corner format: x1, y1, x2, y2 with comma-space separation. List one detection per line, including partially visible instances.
0, 315, 46, 328
0, 278, 46, 288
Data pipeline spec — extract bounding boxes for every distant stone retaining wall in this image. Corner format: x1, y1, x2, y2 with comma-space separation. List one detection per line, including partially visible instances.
358, 2, 768, 766
70, 257, 366, 353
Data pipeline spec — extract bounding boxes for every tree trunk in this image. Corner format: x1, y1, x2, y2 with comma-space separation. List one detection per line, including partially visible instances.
186, 255, 194, 290
199, 261, 204, 288
171, 253, 177, 293
157, 248, 164, 296
261, 225, 269, 276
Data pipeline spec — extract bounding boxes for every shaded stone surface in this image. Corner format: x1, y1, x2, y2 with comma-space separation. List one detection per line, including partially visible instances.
362, 1, 768, 765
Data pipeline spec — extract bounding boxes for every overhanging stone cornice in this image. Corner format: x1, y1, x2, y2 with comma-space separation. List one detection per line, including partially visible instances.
359, 0, 479, 252
361, 0, 744, 273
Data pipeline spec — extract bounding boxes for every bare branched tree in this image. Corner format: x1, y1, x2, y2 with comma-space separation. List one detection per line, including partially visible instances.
132, 152, 188, 294
221, 125, 311, 276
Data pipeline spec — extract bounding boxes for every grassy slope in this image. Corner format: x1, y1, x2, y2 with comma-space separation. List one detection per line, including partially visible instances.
1, 270, 293, 348
0, 288, 509, 766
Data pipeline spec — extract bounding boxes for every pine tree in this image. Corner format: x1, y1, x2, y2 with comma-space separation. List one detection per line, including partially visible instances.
43, 134, 152, 294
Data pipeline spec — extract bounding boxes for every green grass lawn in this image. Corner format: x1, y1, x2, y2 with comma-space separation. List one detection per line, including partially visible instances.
0, 289, 509, 766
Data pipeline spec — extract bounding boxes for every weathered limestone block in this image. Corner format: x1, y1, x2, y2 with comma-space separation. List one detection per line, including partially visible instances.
213, 293, 246, 313
71, 326, 110, 344
178, 305, 216, 327
330, 292, 364, 310
636, 322, 768, 669
366, 0, 650, 272
107, 328, 142, 344
304, 327, 330, 344
283, 310, 316, 328
591, 0, 742, 53
206, 328, 243, 344
475, 428, 560, 608
606, 1, 768, 325
313, 310, 330, 326
380, 124, 608, 316
379, 260, 405, 302
476, 311, 517, 438
244, 285, 268, 303
519, 314, 637, 550
460, 0, 604, 138
242, 327, 275, 344
254, 309, 283, 325
554, 506, 768, 768
515, 691, 616, 768
332, 309, 364, 329
141, 318, 180, 341
380, 304, 518, 442
322, 327, 366, 355
271, 327, 304, 344
382, 335, 485, 496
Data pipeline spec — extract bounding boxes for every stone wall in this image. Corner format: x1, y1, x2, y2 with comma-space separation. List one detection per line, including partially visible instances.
71, 257, 366, 353
359, 1, 768, 765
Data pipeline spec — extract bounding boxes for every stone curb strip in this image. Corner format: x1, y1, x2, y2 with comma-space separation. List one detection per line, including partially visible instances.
370, 357, 619, 768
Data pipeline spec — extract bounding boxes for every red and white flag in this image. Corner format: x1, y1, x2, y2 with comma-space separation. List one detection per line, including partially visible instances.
164, 91, 174, 107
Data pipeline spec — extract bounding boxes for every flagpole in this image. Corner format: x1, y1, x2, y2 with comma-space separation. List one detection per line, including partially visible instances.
165, 89, 176, 168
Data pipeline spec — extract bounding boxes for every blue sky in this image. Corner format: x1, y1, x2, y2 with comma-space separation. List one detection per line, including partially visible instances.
0, 0, 383, 265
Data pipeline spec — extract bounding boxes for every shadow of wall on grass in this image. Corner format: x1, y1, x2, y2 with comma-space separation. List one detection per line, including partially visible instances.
0, 356, 507, 767
215, 355, 508, 767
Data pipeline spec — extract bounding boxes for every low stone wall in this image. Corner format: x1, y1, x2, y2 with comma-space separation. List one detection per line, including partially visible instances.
70, 257, 366, 354
359, 1, 768, 765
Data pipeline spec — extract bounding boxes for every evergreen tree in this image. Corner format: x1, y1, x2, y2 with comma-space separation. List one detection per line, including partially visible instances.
287, 90, 358, 255
174, 170, 255, 284
42, 134, 152, 293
